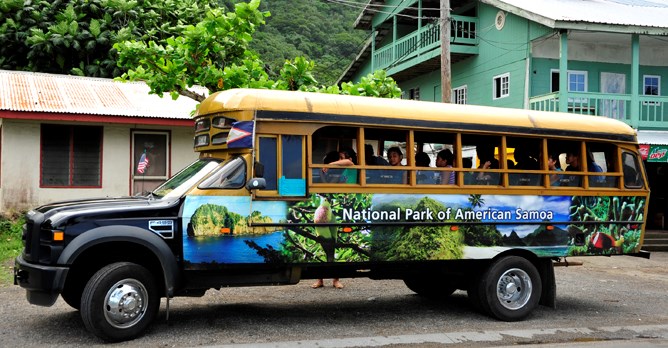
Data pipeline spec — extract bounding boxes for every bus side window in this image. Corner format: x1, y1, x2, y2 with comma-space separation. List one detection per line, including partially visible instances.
507, 137, 542, 186
622, 152, 643, 188
548, 140, 582, 187
259, 136, 278, 190
259, 135, 306, 196
311, 126, 358, 184
587, 142, 616, 188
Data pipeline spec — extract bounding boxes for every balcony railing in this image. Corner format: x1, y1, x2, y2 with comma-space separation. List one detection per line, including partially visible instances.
529, 92, 668, 129
372, 15, 478, 72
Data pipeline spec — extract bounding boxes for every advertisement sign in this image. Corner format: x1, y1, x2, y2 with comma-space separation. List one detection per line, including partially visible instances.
639, 144, 650, 160
647, 145, 668, 162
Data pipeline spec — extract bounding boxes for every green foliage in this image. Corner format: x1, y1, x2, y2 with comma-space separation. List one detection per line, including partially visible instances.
260, 193, 372, 263
0, 0, 219, 77
190, 203, 240, 236
372, 197, 465, 261
0, 214, 25, 286
114, 0, 401, 102
245, 0, 369, 85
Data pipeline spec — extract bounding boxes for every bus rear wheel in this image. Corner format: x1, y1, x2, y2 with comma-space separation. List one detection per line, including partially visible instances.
471, 256, 541, 321
403, 277, 457, 298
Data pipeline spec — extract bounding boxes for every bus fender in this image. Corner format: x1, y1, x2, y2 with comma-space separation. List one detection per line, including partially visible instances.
537, 258, 556, 309
57, 225, 180, 298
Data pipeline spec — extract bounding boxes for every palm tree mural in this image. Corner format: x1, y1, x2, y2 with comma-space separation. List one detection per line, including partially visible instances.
468, 194, 485, 209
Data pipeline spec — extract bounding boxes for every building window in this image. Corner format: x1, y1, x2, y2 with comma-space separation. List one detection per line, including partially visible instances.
452, 85, 467, 104
132, 131, 169, 179
551, 70, 588, 93
643, 75, 660, 105
408, 87, 420, 100
41, 124, 102, 187
493, 73, 509, 99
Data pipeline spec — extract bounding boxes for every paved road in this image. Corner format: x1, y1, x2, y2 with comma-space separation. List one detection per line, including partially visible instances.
1, 252, 667, 347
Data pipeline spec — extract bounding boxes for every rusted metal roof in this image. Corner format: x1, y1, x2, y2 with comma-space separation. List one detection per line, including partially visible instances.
0, 70, 206, 119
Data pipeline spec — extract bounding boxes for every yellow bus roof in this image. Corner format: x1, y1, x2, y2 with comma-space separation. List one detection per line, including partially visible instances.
196, 89, 637, 142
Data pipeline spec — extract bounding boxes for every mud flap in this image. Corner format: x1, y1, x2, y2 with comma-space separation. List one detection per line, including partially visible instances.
538, 259, 556, 309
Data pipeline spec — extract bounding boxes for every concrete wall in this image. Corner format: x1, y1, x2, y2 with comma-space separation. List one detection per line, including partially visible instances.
0, 119, 197, 213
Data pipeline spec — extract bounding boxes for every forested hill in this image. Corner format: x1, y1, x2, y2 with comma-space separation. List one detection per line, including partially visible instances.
245, 0, 370, 85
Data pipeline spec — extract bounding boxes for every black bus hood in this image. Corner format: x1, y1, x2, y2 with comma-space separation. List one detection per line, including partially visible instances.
31, 196, 180, 228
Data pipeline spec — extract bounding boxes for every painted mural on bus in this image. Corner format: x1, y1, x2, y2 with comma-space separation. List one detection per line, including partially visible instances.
182, 193, 645, 266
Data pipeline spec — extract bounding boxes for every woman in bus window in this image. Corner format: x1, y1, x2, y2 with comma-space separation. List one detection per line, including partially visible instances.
337, 147, 358, 184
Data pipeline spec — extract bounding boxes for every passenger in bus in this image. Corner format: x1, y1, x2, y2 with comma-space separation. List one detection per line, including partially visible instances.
462, 157, 475, 184
564, 150, 581, 186
512, 147, 540, 185
547, 152, 563, 186
386, 146, 407, 184
337, 147, 358, 184
320, 151, 343, 183
587, 151, 606, 186
475, 144, 499, 184
435, 149, 455, 184
365, 144, 389, 165
415, 152, 437, 184
321, 149, 357, 183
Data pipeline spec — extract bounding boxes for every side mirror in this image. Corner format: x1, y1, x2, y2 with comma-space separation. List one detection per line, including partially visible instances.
246, 177, 266, 191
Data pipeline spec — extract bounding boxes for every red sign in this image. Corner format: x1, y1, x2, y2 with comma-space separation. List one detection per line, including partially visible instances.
639, 144, 650, 160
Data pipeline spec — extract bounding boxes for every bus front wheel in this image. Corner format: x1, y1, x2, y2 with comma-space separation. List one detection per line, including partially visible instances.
471, 256, 541, 321
80, 262, 160, 342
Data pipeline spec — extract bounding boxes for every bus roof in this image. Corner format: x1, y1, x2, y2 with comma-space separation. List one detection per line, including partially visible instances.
196, 89, 637, 143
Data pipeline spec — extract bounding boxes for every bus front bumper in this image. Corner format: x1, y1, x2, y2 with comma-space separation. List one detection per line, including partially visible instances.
14, 254, 69, 307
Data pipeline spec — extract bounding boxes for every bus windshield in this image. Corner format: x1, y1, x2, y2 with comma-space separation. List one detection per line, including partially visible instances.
152, 159, 221, 199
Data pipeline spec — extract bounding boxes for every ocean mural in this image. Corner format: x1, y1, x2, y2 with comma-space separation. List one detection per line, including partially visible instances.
181, 193, 645, 267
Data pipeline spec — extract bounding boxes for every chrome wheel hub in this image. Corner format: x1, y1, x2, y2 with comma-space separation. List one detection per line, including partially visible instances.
496, 268, 532, 310
104, 279, 148, 328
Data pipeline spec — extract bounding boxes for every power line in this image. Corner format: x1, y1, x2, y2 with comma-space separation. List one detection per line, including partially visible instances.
321, 0, 442, 21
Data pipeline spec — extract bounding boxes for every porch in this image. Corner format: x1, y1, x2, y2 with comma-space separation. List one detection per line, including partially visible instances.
371, 15, 479, 80
529, 92, 668, 129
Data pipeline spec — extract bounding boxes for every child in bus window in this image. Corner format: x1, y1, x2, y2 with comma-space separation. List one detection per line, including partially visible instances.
436, 149, 455, 184
415, 152, 436, 184
386, 147, 406, 184
548, 152, 563, 186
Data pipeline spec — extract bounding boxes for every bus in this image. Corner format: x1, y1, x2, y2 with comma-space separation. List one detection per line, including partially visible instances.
15, 88, 649, 342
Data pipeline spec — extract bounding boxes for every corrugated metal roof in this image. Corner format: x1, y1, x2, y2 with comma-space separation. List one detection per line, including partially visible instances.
483, 0, 668, 32
0, 70, 206, 119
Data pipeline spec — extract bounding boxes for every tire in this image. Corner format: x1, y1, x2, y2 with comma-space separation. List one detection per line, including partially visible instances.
475, 256, 541, 321
403, 277, 457, 298
80, 262, 160, 342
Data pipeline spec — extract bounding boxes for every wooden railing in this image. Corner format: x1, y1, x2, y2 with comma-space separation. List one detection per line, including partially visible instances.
372, 15, 478, 71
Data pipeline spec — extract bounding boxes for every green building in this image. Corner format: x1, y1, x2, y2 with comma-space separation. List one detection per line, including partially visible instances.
340, 0, 668, 230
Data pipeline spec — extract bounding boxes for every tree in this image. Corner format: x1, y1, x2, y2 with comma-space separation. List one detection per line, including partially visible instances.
0, 0, 220, 77
114, 0, 401, 102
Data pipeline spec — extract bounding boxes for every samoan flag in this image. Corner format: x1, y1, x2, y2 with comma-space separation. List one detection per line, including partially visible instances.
227, 121, 254, 148
137, 152, 149, 174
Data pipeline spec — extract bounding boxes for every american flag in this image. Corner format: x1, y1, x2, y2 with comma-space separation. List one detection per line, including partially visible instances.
137, 152, 149, 174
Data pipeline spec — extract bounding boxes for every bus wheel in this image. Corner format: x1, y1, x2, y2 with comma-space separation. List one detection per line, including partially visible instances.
403, 277, 457, 298
81, 262, 160, 342
477, 256, 541, 321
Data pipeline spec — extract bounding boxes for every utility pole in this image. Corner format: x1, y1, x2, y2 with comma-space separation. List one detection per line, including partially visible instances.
440, 0, 451, 103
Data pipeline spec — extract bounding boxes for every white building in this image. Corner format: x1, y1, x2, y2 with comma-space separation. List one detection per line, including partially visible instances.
0, 70, 203, 213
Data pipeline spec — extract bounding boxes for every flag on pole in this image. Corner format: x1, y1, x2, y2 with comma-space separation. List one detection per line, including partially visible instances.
227, 121, 254, 148
137, 152, 149, 174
